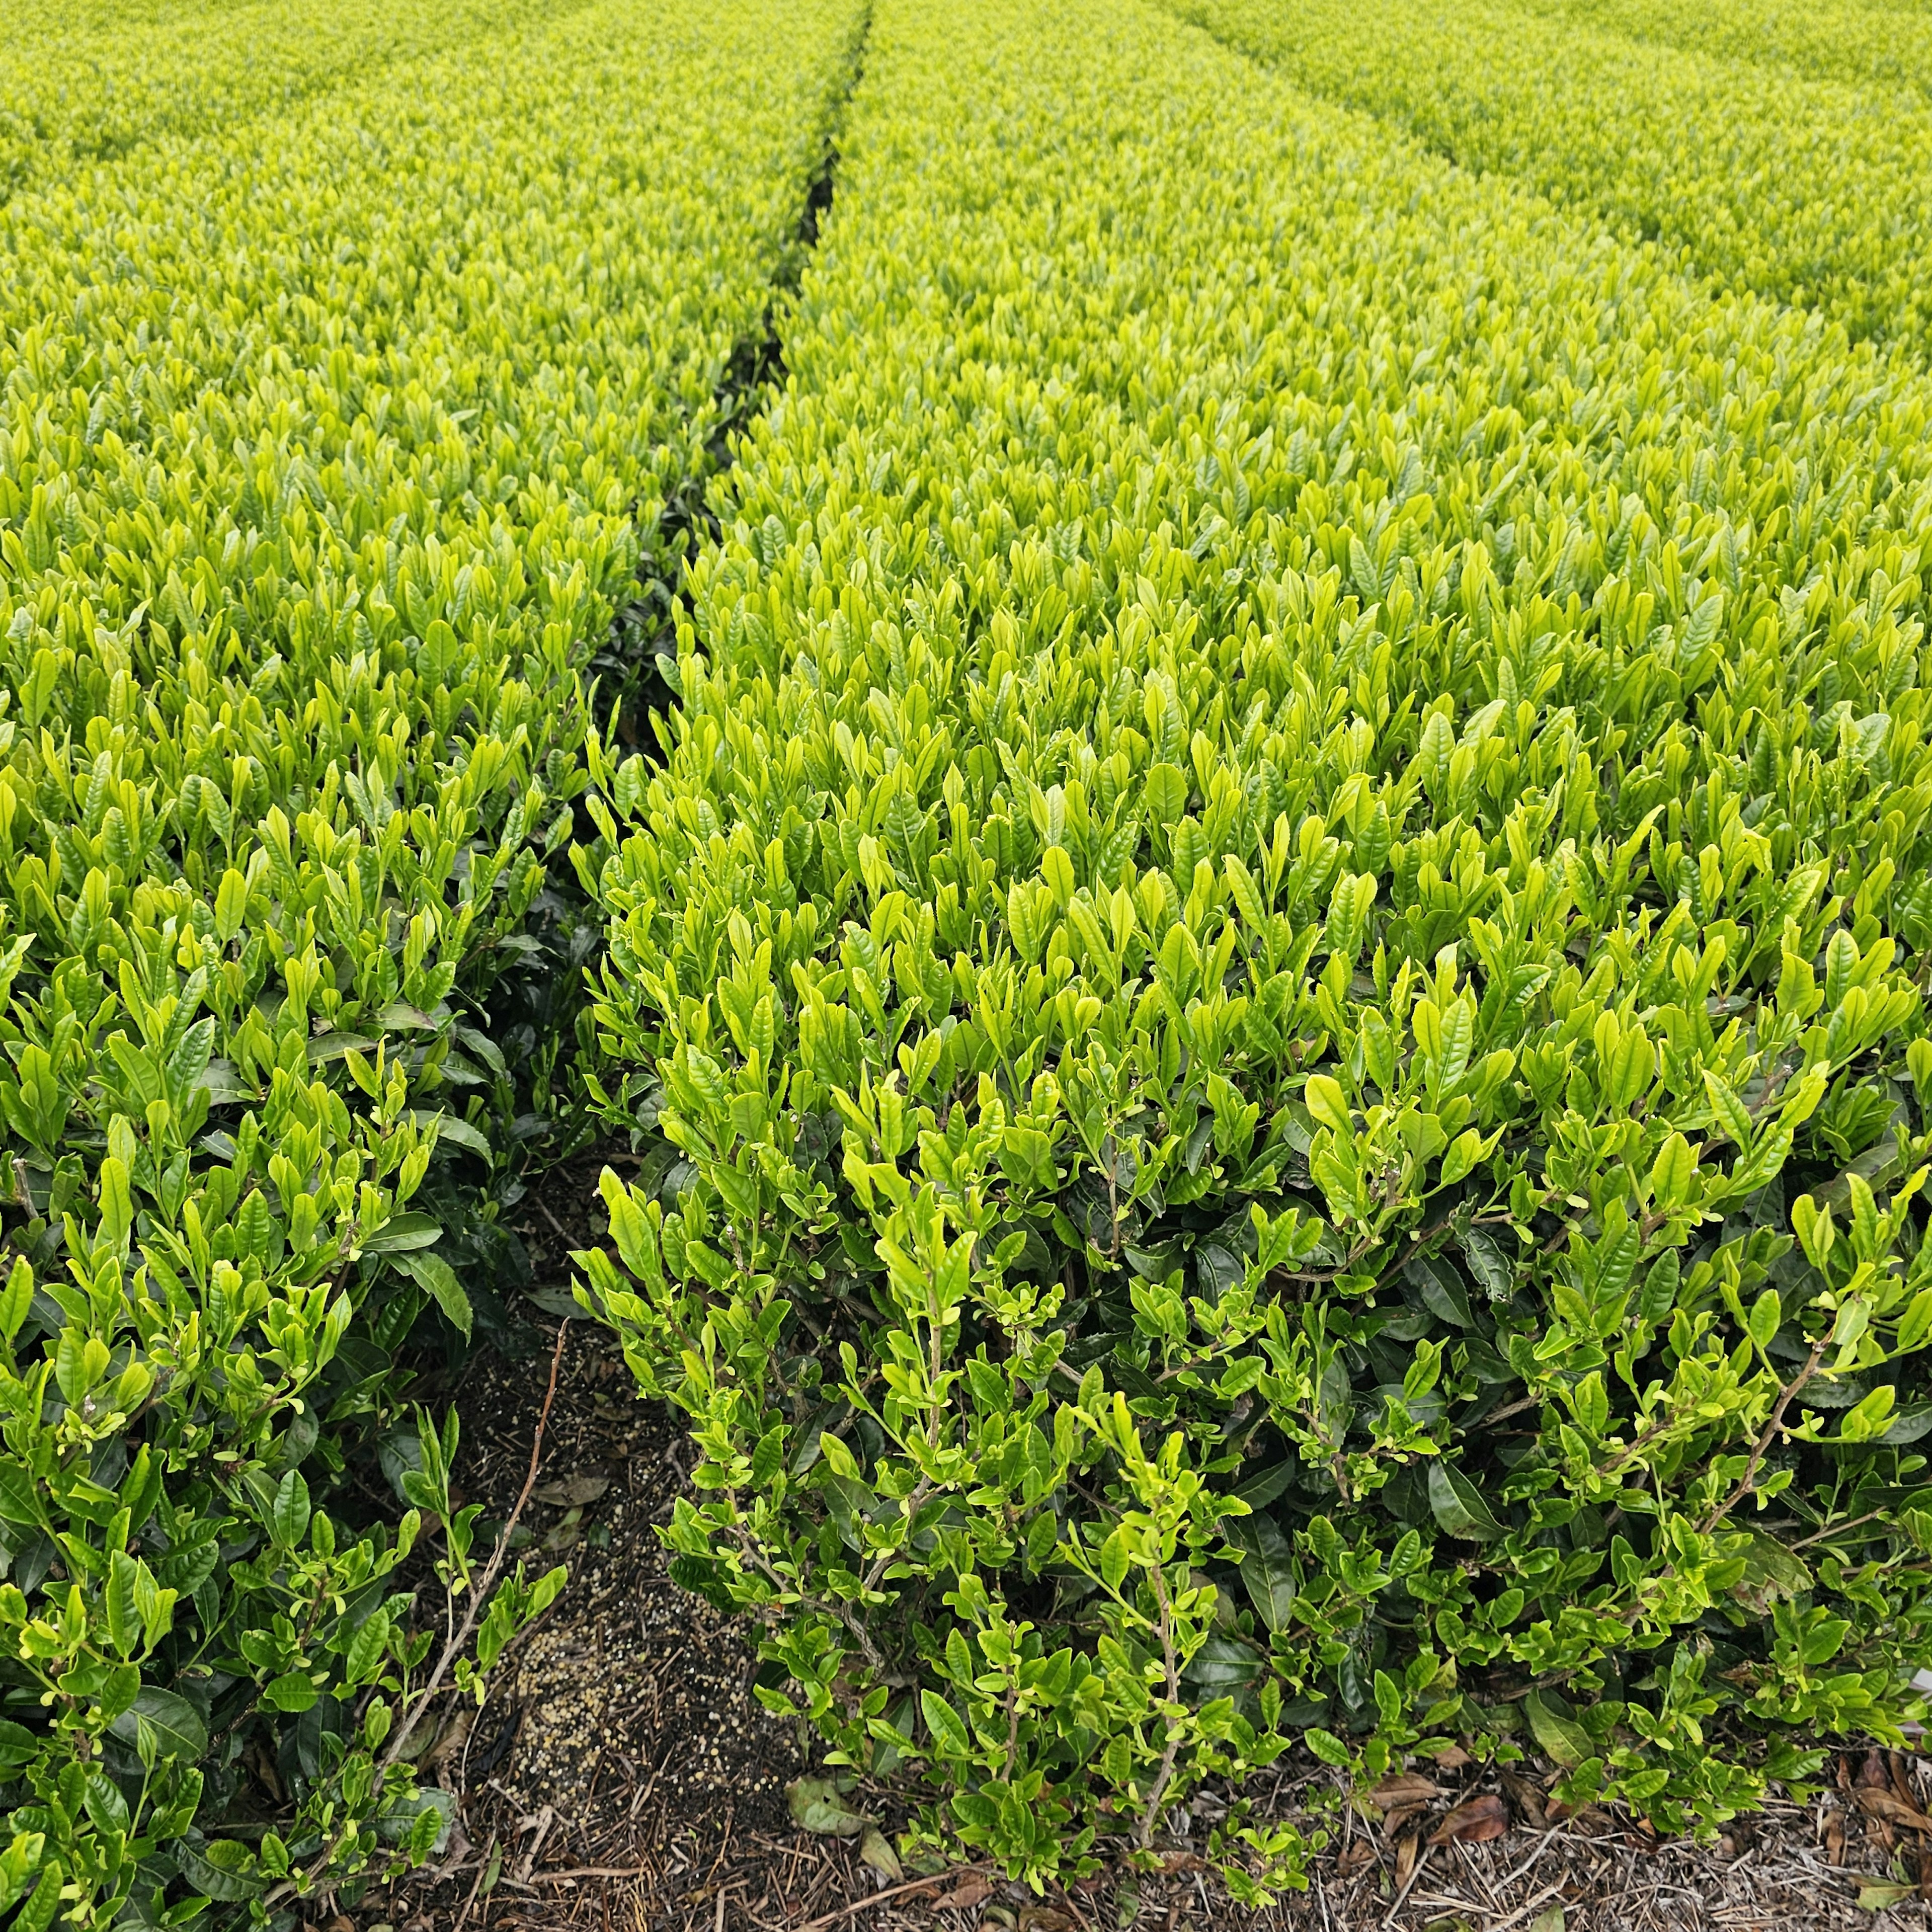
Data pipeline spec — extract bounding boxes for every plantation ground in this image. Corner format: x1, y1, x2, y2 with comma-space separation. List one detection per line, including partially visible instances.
11, 0, 1932, 1921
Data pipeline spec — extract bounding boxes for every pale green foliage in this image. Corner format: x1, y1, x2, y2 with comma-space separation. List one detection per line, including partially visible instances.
0, 0, 593, 207
0, 0, 858, 1922
1507, 0, 1932, 100
581, 0, 1932, 1900
1169, 0, 1932, 357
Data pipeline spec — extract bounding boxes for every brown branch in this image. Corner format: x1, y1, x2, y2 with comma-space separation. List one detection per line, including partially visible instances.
1594, 1414, 1675, 1478
530, 1864, 654, 1883
377, 1320, 570, 1773
450, 1829, 499, 1932
1479, 1392, 1546, 1429
1698, 1331, 1829, 1536
266, 1323, 569, 1909
1137, 1560, 1185, 1850
1790, 1503, 1894, 1552
794, 1866, 984, 1929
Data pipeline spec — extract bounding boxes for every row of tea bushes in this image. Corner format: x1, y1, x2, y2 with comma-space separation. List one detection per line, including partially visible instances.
0, 0, 860, 1921
580, 0, 1932, 1896
1165, 0, 1932, 361
1509, 0, 1932, 98
0, 0, 591, 207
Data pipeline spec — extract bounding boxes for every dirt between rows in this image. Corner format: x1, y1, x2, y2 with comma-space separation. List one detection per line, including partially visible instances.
337, 1153, 1932, 1932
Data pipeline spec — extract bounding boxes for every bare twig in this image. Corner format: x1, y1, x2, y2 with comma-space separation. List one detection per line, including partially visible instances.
1792, 1503, 1894, 1551
793, 1866, 980, 1929
1700, 1331, 1830, 1536
1138, 1560, 1185, 1849
1483, 1879, 1569, 1932
530, 1863, 654, 1883
266, 1324, 569, 1908
378, 1321, 571, 1775
451, 1829, 499, 1932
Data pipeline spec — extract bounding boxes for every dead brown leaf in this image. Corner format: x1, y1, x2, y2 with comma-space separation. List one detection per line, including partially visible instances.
1336, 1837, 1376, 1880
1371, 1773, 1443, 1811
1427, 1794, 1510, 1847
1541, 1797, 1609, 1831
1426, 1743, 1473, 1770
1823, 1810, 1847, 1865
931, 1876, 993, 1910
1394, 1831, 1423, 1887
1498, 1769, 1547, 1827
421, 1705, 473, 1773
1851, 1786, 1932, 1834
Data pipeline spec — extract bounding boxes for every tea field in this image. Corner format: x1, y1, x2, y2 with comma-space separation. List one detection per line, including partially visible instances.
5, 0, 1932, 1920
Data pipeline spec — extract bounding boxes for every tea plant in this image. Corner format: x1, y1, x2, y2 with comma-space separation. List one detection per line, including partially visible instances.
1167, 0, 1932, 359
1506, 0, 1932, 100
0, 0, 860, 1920
0, 0, 591, 209
580, 0, 1932, 1900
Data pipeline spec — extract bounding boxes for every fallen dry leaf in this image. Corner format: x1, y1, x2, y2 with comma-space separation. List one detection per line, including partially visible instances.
1336, 1837, 1376, 1880
1393, 1831, 1422, 1887
857, 1824, 902, 1880
1371, 1772, 1443, 1812
1851, 1787, 1932, 1835
1541, 1794, 1609, 1830
786, 1775, 868, 1838
1498, 1769, 1547, 1827
931, 1875, 993, 1909
1824, 1811, 1848, 1865
421, 1705, 473, 1773
1856, 1876, 1917, 1911
1427, 1794, 1509, 1847
1426, 1742, 1473, 1770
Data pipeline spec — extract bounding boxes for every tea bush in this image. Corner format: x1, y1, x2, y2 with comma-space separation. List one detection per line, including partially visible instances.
1506, 0, 1932, 100
0, 0, 591, 208
1166, 0, 1932, 361
580, 0, 1932, 1898
0, 0, 859, 1921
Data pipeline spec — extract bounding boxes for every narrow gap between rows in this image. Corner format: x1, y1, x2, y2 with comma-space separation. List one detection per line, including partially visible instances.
592, 0, 874, 757
468, 0, 876, 1293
